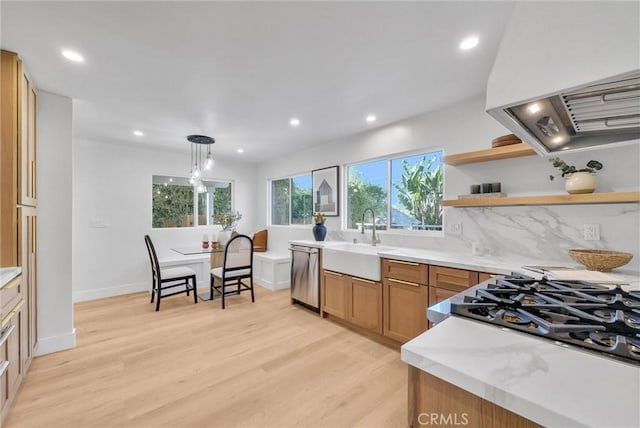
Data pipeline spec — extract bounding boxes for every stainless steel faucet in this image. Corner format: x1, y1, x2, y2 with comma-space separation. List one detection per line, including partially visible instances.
361, 208, 381, 246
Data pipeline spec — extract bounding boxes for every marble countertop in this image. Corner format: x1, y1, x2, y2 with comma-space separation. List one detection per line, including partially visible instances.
290, 240, 640, 279
0, 267, 21, 289
402, 316, 640, 428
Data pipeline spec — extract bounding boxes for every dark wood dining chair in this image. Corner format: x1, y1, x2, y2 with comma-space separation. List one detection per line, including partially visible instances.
210, 234, 254, 309
144, 235, 198, 311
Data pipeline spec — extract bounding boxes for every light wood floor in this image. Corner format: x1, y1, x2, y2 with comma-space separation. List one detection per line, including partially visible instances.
5, 286, 407, 428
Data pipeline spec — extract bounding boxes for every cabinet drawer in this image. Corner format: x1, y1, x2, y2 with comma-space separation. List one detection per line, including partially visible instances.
0, 277, 22, 317
478, 272, 496, 283
382, 258, 428, 284
428, 266, 479, 292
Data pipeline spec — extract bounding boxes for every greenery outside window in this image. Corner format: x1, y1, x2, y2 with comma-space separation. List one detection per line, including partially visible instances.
346, 150, 443, 232
270, 174, 313, 226
152, 175, 232, 228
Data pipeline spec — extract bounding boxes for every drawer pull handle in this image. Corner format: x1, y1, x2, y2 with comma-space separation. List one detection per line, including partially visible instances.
324, 271, 343, 277
0, 361, 9, 378
353, 277, 376, 284
4, 278, 19, 290
0, 325, 16, 347
389, 260, 419, 266
1, 300, 25, 328
388, 278, 421, 287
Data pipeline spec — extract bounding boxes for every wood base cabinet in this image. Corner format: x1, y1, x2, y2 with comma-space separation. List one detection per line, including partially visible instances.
322, 270, 348, 319
0, 298, 26, 425
383, 278, 428, 342
382, 259, 429, 343
347, 276, 382, 334
408, 366, 540, 428
322, 270, 382, 333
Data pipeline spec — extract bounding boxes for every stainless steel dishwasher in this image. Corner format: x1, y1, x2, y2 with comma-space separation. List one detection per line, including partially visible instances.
289, 245, 320, 313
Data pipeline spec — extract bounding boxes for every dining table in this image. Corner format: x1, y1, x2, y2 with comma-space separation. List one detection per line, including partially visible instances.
171, 245, 229, 301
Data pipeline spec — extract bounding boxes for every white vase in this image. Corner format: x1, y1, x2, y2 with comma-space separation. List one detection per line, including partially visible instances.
217, 230, 231, 246
564, 172, 597, 194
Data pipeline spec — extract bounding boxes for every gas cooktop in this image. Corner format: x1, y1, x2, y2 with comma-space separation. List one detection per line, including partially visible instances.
450, 273, 640, 365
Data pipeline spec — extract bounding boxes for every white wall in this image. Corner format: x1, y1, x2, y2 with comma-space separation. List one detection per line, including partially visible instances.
255, 94, 640, 272
36, 91, 75, 355
72, 139, 258, 302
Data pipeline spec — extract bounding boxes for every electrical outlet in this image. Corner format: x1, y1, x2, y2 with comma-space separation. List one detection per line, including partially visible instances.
583, 223, 600, 241
446, 222, 462, 235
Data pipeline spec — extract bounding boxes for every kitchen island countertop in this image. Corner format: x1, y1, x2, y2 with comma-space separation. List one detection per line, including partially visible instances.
402, 316, 640, 428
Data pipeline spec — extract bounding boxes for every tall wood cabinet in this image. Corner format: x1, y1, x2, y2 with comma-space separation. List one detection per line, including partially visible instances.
0, 49, 38, 425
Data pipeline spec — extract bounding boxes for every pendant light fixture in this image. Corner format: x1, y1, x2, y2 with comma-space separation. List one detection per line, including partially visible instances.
187, 134, 215, 193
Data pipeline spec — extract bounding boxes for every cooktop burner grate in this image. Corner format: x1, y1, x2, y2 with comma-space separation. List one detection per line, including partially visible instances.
450, 274, 640, 364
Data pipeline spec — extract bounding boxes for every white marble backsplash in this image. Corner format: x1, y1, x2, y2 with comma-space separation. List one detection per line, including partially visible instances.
328, 203, 640, 273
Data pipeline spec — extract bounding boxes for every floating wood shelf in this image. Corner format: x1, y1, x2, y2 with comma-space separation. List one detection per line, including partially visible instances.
442, 191, 640, 207
443, 143, 536, 165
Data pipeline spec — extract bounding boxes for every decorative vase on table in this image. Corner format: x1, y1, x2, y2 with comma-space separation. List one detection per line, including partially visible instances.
564, 172, 596, 194
217, 229, 232, 246
312, 212, 327, 241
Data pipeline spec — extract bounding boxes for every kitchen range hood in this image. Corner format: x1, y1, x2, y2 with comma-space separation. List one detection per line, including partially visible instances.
486, 2, 640, 155
488, 71, 640, 154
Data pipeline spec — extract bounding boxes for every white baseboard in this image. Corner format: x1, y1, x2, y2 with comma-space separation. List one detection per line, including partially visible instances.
34, 328, 76, 356
73, 281, 148, 302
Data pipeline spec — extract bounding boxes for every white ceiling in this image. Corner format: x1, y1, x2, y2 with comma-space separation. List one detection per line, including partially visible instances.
1, 1, 515, 162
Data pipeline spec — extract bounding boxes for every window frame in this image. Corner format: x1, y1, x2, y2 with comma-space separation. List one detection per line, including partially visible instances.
151, 175, 235, 230
343, 148, 444, 237
268, 172, 313, 228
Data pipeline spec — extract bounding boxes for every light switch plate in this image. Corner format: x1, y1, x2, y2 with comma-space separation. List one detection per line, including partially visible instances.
583, 223, 600, 241
446, 222, 462, 235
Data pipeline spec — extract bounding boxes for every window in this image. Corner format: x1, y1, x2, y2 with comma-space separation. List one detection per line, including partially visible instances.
346, 150, 443, 232
270, 174, 313, 225
347, 160, 387, 230
152, 175, 232, 228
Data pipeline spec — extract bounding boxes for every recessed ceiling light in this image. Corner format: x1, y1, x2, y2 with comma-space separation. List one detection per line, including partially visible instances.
459, 36, 479, 51
366, 115, 377, 123
237, 148, 244, 153
527, 103, 541, 114
552, 136, 564, 144
133, 130, 144, 137
290, 118, 301, 126
61, 49, 85, 63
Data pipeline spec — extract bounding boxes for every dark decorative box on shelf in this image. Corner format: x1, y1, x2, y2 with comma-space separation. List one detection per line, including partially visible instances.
458, 192, 507, 199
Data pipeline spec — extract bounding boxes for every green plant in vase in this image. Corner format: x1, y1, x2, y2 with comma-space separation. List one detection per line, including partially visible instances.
548, 157, 603, 194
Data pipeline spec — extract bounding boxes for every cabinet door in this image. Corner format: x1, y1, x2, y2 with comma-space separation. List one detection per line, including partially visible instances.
18, 206, 36, 365
28, 211, 37, 360
428, 286, 458, 328
4, 303, 23, 401
429, 266, 479, 292
348, 277, 382, 334
0, 50, 19, 267
383, 278, 428, 343
321, 270, 347, 319
0, 326, 10, 418
19, 68, 37, 207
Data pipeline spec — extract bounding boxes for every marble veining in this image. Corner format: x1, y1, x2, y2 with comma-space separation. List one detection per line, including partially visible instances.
329, 203, 639, 273
402, 316, 640, 428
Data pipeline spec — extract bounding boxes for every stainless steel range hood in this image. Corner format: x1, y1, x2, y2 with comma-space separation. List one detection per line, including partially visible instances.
489, 71, 640, 154
486, 2, 640, 155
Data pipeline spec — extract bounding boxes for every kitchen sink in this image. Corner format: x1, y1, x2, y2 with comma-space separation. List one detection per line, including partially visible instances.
322, 243, 398, 281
